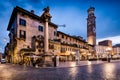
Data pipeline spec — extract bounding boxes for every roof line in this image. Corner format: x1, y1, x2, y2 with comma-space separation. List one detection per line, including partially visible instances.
7, 6, 58, 30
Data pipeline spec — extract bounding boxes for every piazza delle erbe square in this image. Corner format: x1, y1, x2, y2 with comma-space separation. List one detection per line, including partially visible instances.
0, 0, 120, 80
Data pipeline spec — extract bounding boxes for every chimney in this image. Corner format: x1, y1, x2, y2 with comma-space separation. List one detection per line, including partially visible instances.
31, 10, 34, 14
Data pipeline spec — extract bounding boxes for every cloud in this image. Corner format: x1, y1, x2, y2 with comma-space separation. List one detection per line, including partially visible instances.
97, 35, 120, 45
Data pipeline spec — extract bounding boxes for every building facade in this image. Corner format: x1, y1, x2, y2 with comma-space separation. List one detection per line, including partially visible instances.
98, 40, 112, 47
5, 6, 94, 65
95, 45, 108, 58
113, 44, 120, 58
98, 40, 113, 56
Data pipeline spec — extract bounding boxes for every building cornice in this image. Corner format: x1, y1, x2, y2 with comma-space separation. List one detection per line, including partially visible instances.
7, 6, 58, 30
57, 31, 87, 43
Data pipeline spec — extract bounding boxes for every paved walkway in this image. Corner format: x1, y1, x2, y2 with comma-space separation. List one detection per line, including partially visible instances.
1, 60, 120, 80
53, 60, 120, 68
4, 60, 120, 68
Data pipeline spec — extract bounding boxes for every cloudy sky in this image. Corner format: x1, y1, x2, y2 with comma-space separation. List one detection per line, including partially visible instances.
0, 0, 120, 52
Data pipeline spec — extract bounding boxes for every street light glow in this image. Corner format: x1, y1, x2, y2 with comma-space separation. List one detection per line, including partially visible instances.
106, 47, 111, 51
88, 61, 91, 65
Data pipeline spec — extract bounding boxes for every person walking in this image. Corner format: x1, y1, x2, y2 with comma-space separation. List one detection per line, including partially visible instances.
53, 56, 57, 67
108, 54, 111, 62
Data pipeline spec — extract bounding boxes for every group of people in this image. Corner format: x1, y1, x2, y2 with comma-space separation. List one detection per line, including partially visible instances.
23, 56, 57, 67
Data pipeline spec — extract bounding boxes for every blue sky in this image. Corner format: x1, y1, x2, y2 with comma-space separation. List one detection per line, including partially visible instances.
0, 0, 120, 52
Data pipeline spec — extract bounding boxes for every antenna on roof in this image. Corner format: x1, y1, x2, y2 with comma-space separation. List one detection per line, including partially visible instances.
57, 24, 66, 27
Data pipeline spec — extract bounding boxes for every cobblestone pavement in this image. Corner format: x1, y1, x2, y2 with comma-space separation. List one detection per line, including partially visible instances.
58, 60, 120, 68
0, 61, 120, 80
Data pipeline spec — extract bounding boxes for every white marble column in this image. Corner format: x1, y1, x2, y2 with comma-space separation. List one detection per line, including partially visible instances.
44, 19, 49, 53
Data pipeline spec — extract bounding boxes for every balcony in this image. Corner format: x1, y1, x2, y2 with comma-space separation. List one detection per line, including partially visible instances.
53, 39, 61, 42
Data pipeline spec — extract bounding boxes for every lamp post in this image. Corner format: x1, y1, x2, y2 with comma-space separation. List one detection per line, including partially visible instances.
3, 38, 7, 62
106, 47, 111, 62
76, 50, 80, 64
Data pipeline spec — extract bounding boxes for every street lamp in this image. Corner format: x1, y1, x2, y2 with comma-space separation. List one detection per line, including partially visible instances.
106, 47, 111, 62
76, 50, 80, 64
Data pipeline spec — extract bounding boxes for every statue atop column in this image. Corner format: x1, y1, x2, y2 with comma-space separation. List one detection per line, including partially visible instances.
43, 6, 50, 13
41, 6, 52, 22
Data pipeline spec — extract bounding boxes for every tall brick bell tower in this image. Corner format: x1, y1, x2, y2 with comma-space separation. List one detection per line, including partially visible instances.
87, 7, 96, 46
